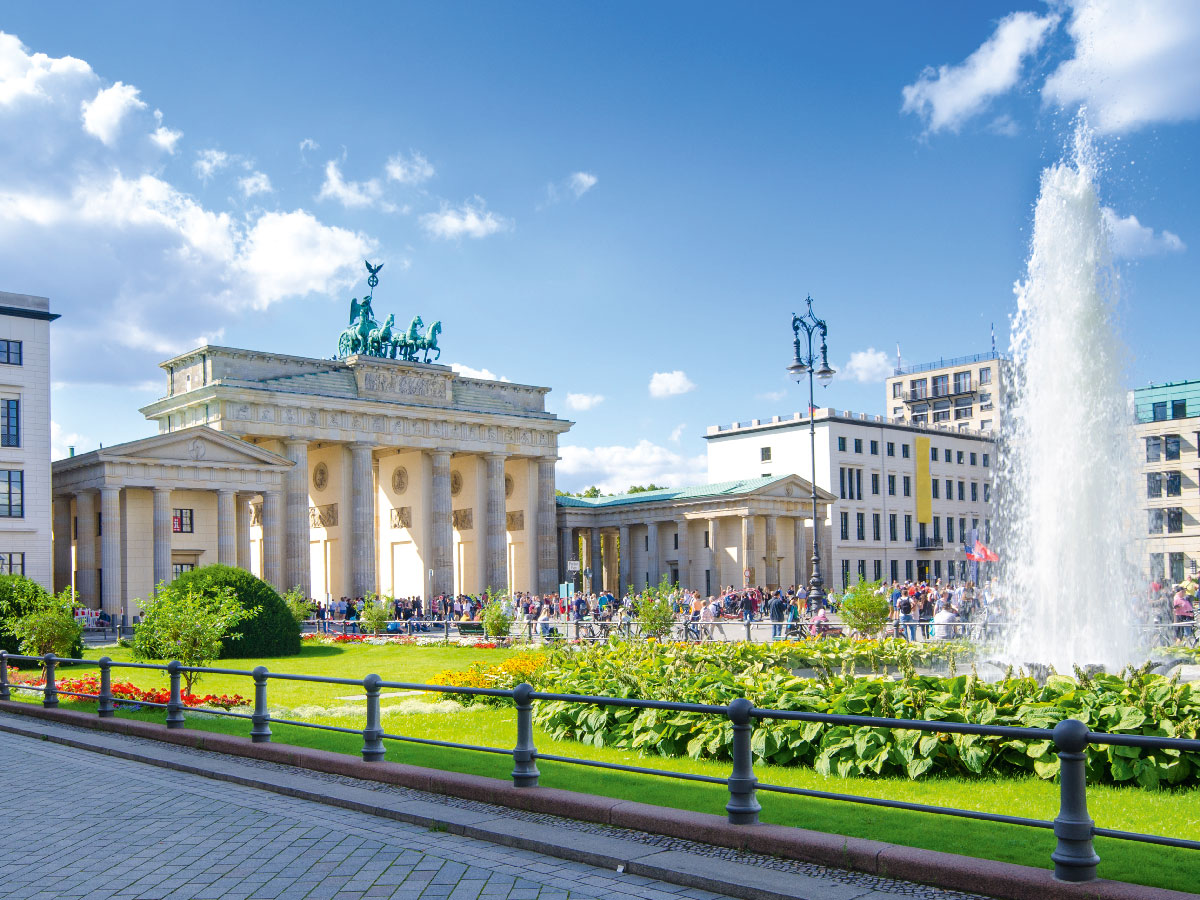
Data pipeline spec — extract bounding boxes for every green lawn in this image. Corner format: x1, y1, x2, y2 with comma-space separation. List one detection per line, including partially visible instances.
10, 642, 1196, 893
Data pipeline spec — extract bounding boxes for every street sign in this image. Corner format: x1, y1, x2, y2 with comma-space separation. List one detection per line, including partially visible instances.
567, 560, 581, 573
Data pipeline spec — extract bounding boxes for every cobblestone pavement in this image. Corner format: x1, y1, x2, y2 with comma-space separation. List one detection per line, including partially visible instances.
0, 730, 732, 900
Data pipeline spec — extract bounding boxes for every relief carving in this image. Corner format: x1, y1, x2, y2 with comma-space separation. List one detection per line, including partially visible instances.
390, 507, 413, 529
249, 503, 262, 526
360, 371, 446, 399
234, 404, 252, 421
282, 408, 298, 425
391, 466, 408, 494
506, 511, 524, 531
309, 503, 338, 528
452, 508, 473, 530
259, 406, 274, 422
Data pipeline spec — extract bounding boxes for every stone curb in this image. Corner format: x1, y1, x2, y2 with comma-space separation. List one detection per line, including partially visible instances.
0, 702, 1192, 900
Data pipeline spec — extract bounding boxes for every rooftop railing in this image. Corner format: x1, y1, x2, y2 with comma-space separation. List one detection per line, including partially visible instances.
1, 650, 1197, 883
893, 351, 1004, 377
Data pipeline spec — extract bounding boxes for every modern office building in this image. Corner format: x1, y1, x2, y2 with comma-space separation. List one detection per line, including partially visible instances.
0, 290, 57, 589
1133, 380, 1200, 585
884, 351, 1011, 433
705, 409, 996, 589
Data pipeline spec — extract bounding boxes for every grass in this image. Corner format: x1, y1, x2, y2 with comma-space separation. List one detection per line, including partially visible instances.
9, 642, 1198, 893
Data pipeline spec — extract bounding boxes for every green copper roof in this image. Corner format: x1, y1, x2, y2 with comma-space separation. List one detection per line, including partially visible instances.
556, 476, 782, 508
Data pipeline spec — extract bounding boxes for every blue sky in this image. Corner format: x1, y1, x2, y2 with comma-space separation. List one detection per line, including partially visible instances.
2, 1, 1198, 491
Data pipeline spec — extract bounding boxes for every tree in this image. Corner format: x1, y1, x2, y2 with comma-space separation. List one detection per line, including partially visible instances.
480, 588, 515, 639
626, 484, 667, 494
133, 581, 256, 692
4, 587, 82, 668
0, 575, 83, 659
281, 586, 313, 626
579, 485, 602, 498
838, 578, 891, 639
359, 594, 391, 635
635, 574, 679, 640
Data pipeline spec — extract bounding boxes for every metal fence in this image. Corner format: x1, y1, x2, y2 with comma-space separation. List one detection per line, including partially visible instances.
1, 650, 1197, 884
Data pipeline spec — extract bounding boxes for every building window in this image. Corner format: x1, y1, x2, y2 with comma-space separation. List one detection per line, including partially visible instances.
840, 512, 849, 541
841, 559, 850, 589
904, 515, 913, 542
1148, 509, 1164, 534
970, 452, 977, 466
1152, 401, 1168, 421
889, 514, 897, 542
910, 378, 927, 399
856, 513, 865, 541
1166, 471, 1182, 497
957, 481, 965, 501
887, 474, 896, 495
946, 516, 955, 543
703, 530, 710, 549
854, 438, 863, 453
953, 371, 972, 393
673, 532, 679, 550
0, 471, 23, 518
0, 399, 18, 448
932, 518, 941, 541
172, 508, 194, 533
912, 412, 928, 424
933, 560, 942, 579
1169, 552, 1185, 583
983, 483, 991, 502
892, 382, 902, 398
871, 473, 880, 495
893, 406, 903, 417
858, 559, 867, 580
1172, 399, 1187, 419
903, 475, 911, 497
959, 517, 966, 541
856, 469, 862, 499
1167, 507, 1184, 533
1165, 435, 1181, 460
838, 437, 847, 452
760, 446, 772, 462
887, 442, 895, 457
956, 451, 965, 464
979, 366, 992, 385
932, 374, 949, 397
890, 559, 899, 582
870, 440, 879, 455
1146, 437, 1162, 462
0, 552, 24, 574
0, 341, 22, 366
982, 453, 990, 467
171, 562, 196, 580
873, 559, 882, 581
872, 513, 881, 541
904, 559, 913, 581
932, 479, 940, 500
930, 446, 938, 462
944, 449, 952, 463
981, 420, 992, 431
645, 535, 649, 551
902, 444, 910, 459
933, 407, 952, 424
979, 392, 993, 410
970, 481, 978, 502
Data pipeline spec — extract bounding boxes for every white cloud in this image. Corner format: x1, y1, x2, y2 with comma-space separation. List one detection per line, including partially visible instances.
51, 421, 91, 461
449, 362, 510, 382
317, 159, 384, 209
299, 137, 318, 152
420, 197, 510, 239
385, 151, 435, 185
670, 424, 686, 443
648, 370, 696, 398
0, 32, 377, 387
81, 80, 145, 145
238, 171, 273, 197
1102, 207, 1186, 258
194, 148, 230, 181
558, 440, 706, 495
841, 348, 893, 384
1044, 0, 1200, 133
568, 171, 598, 197
150, 109, 181, 153
901, 12, 1058, 134
987, 114, 1020, 136
565, 392, 604, 411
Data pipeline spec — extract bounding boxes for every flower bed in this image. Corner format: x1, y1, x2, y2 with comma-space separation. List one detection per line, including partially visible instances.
16, 673, 247, 710
428, 652, 547, 704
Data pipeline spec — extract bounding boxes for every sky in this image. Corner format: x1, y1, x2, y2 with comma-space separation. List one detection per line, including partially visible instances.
2, 1, 1198, 492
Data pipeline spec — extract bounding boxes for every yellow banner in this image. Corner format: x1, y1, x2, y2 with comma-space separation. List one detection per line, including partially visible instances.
915, 436, 932, 524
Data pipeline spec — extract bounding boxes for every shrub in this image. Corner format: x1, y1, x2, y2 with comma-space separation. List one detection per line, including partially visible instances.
480, 596, 515, 638
359, 594, 391, 635
282, 586, 313, 626
635, 575, 678, 639
838, 578, 891, 638
161, 565, 300, 658
0, 575, 83, 659
4, 587, 82, 664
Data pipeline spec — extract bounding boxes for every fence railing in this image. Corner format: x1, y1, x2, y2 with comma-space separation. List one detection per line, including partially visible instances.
1, 651, 1198, 883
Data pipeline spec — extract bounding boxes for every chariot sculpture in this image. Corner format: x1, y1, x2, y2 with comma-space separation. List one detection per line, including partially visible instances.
336, 261, 443, 362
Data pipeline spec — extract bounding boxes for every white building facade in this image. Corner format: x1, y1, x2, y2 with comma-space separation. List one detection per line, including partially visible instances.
884, 352, 1011, 433
0, 291, 56, 589
705, 409, 996, 588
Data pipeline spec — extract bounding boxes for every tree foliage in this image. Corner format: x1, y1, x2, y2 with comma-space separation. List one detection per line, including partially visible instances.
162, 565, 300, 658
635, 574, 678, 639
281, 586, 313, 626
359, 594, 390, 635
4, 587, 82, 664
625, 484, 667, 494
838, 578, 891, 638
0, 575, 83, 658
481, 589, 515, 638
133, 581, 254, 691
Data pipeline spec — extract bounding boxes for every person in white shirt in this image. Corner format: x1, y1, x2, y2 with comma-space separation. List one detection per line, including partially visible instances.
933, 605, 960, 640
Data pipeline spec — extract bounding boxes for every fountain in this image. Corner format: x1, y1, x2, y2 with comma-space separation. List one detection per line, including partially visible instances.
997, 117, 1140, 673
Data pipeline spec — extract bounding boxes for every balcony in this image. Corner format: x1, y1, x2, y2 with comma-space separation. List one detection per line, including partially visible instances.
915, 537, 944, 551
901, 386, 978, 405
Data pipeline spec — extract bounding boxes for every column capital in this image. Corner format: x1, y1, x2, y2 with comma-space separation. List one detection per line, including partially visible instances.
284, 437, 309, 448
349, 440, 376, 452
484, 451, 508, 462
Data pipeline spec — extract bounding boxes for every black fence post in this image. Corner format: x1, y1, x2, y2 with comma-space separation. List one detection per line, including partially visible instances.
1050, 718, 1099, 882
511, 683, 540, 787
42, 654, 58, 708
726, 697, 761, 824
0, 650, 9, 701
250, 666, 271, 743
97, 656, 114, 717
361, 674, 385, 761
165, 660, 185, 728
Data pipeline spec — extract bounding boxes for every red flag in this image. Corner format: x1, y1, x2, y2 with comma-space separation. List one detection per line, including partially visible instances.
973, 540, 999, 563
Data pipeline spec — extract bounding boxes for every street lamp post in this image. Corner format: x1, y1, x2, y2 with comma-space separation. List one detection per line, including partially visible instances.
787, 297, 835, 610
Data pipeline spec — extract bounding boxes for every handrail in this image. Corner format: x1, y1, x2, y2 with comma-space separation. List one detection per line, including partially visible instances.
1, 649, 1197, 883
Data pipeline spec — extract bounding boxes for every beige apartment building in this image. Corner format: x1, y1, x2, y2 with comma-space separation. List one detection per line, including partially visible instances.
885, 351, 1010, 433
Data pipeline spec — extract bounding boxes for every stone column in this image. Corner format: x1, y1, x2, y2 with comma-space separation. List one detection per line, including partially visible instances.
537, 458, 557, 594
217, 490, 237, 567
647, 522, 659, 587
558, 525, 572, 583
708, 517, 721, 590
75, 491, 97, 608
236, 493, 252, 571
618, 524, 631, 594
99, 486, 122, 618
350, 443, 376, 598
52, 497, 72, 593
430, 450, 454, 598
765, 515, 779, 590
152, 487, 172, 590
283, 439, 310, 596
675, 518, 689, 589
588, 526, 602, 593
484, 453, 508, 593
262, 490, 284, 591
741, 515, 755, 587
793, 516, 804, 590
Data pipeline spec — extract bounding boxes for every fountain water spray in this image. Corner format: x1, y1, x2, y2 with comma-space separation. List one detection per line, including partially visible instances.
997, 117, 1139, 672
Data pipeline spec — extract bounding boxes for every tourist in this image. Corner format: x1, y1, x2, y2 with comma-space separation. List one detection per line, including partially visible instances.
768, 590, 787, 641
896, 590, 917, 641
933, 602, 960, 640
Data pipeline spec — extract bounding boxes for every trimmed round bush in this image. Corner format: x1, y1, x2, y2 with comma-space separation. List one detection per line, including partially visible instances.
165, 565, 300, 658
0, 575, 83, 659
